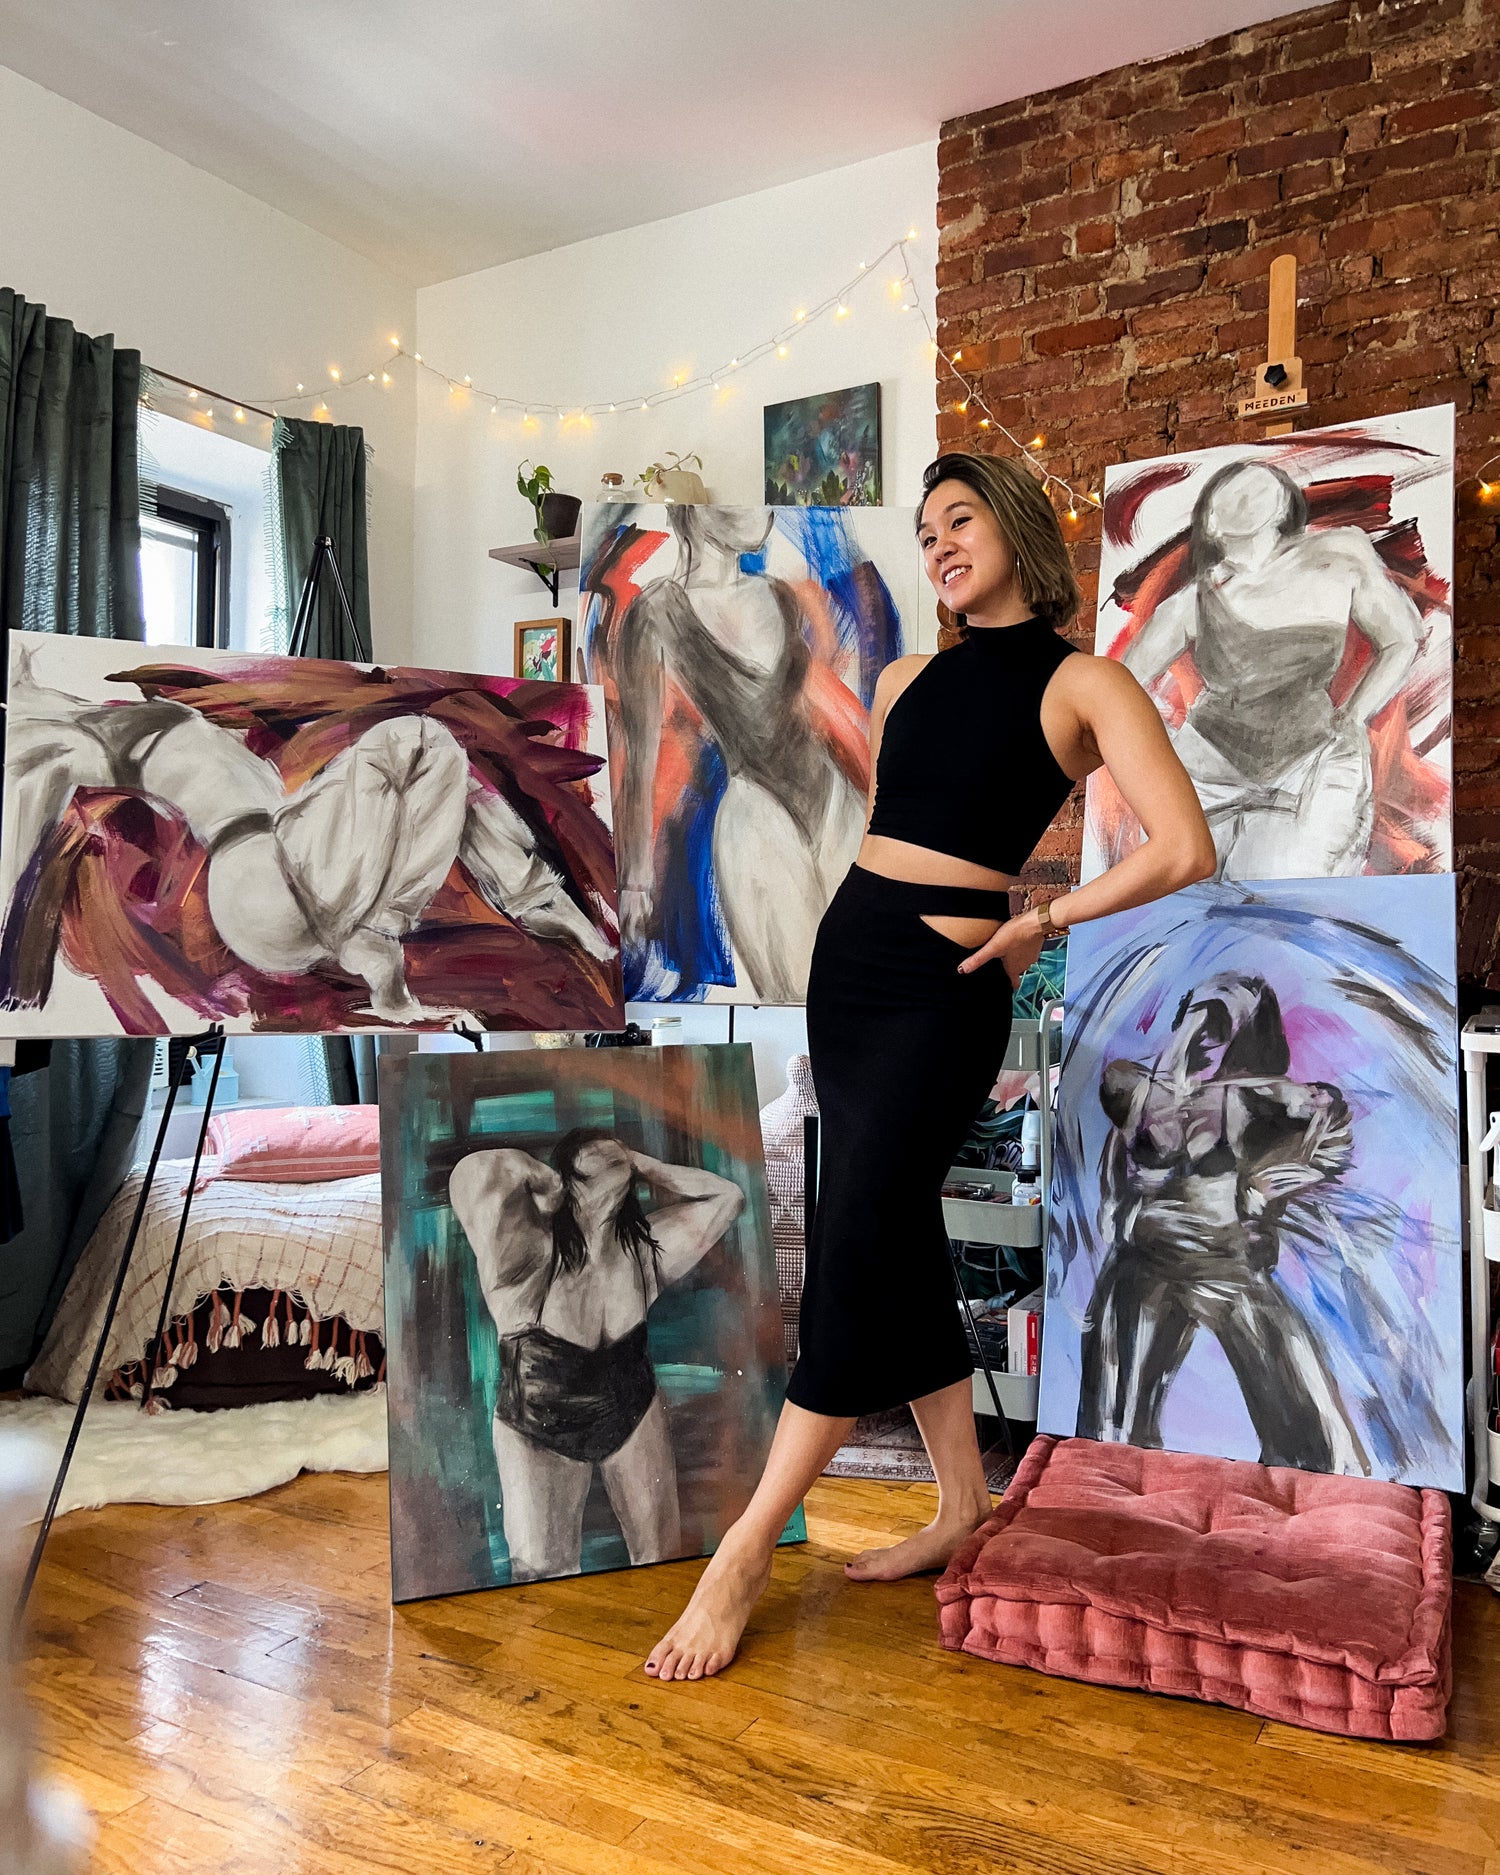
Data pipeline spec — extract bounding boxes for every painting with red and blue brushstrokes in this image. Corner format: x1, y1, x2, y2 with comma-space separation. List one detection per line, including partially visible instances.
0, 633, 625, 1037
579, 502, 920, 1004
1082, 405, 1454, 885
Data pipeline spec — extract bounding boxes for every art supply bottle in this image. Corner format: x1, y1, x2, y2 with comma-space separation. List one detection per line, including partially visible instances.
1019, 1107, 1042, 1174
1010, 1173, 1041, 1207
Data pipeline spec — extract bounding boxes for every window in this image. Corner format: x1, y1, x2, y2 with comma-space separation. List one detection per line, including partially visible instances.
140, 489, 229, 648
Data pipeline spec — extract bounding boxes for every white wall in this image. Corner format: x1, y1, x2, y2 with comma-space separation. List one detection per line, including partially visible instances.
413, 142, 939, 678
0, 65, 418, 660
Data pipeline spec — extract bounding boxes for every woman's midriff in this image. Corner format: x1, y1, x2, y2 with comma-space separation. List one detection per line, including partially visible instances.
856, 833, 1013, 949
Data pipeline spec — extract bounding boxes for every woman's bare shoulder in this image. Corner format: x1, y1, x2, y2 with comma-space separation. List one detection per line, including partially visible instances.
874, 652, 934, 698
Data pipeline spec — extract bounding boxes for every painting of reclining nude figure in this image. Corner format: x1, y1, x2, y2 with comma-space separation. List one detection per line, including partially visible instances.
380, 1043, 801, 1600
1082, 405, 1453, 884
579, 501, 922, 1003
0, 632, 624, 1036
1037, 875, 1462, 1491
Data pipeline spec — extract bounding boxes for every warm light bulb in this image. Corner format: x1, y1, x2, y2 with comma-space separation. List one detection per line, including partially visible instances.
414, 352, 422, 363
957, 399, 969, 413
979, 418, 991, 429
203, 406, 213, 419
777, 345, 788, 357
858, 260, 868, 271
1031, 435, 1045, 448
608, 403, 616, 412
464, 374, 472, 384
795, 309, 806, 322
712, 381, 721, 391
390, 335, 401, 348
295, 383, 304, 394
329, 366, 341, 380
730, 358, 739, 368
382, 372, 392, 386
234, 407, 246, 422
187, 389, 198, 400
641, 399, 649, 410
366, 373, 375, 382
907, 226, 919, 241
1068, 504, 1078, 520
489, 403, 497, 416
836, 304, 849, 319
890, 280, 902, 297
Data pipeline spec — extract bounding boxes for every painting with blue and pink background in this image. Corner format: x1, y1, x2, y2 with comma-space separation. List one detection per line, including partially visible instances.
381, 1043, 801, 1602
1038, 874, 1463, 1490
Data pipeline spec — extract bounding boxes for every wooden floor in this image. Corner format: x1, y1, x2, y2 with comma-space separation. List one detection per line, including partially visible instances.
21, 1470, 1500, 1875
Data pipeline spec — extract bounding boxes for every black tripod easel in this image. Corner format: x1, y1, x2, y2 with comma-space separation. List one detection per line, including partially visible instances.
15, 1028, 227, 1627
15, 535, 371, 1627
286, 533, 371, 664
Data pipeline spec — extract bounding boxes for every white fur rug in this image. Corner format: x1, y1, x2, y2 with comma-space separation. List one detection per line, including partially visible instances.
0, 1391, 387, 1519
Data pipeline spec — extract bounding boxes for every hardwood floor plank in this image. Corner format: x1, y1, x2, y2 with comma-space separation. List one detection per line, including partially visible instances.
21, 1470, 1496, 1875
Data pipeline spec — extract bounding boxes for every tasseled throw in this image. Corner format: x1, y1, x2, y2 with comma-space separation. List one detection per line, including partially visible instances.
206, 1289, 225, 1354
264, 1287, 282, 1349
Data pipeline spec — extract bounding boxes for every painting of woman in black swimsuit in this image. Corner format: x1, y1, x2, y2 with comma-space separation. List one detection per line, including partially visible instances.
1082, 406, 1453, 883
1039, 874, 1463, 1491
450, 1128, 744, 1581
580, 502, 914, 1002
381, 1044, 796, 1600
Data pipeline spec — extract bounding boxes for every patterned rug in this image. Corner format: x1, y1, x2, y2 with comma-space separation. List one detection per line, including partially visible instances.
824, 1406, 1018, 1492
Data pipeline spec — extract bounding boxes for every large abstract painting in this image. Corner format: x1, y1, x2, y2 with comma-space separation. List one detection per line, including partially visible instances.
764, 381, 882, 506
1082, 406, 1454, 883
579, 502, 923, 1002
1038, 875, 1462, 1490
0, 633, 623, 1036
380, 1043, 800, 1599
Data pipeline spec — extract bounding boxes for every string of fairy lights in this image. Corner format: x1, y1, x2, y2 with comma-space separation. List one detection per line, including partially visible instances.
149, 227, 1105, 520
144, 230, 1500, 513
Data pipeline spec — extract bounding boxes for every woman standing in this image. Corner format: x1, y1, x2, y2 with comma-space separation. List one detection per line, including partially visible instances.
646, 451, 1215, 1682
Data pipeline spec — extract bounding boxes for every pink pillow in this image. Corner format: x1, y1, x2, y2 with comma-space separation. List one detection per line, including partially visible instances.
204, 1106, 381, 1183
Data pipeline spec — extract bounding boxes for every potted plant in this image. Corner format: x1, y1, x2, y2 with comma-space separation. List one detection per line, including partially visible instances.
636, 451, 707, 504
517, 461, 582, 544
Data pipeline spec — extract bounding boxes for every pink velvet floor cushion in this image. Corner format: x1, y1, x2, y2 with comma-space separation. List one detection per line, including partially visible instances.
936, 1435, 1452, 1741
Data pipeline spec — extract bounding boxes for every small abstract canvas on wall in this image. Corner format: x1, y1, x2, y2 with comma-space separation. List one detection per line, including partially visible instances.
763, 381, 882, 506
0, 633, 623, 1036
1037, 875, 1462, 1491
579, 501, 924, 1003
515, 616, 571, 683
380, 1043, 801, 1600
1082, 406, 1454, 884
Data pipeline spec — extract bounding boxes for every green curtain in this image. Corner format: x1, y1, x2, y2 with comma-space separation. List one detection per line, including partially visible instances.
0, 286, 154, 1381
270, 414, 374, 1103
271, 415, 371, 660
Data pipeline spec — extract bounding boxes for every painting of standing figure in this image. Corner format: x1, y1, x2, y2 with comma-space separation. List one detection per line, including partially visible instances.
1038, 875, 1462, 1491
0, 632, 623, 1036
381, 1044, 801, 1599
579, 501, 921, 1002
1081, 406, 1453, 883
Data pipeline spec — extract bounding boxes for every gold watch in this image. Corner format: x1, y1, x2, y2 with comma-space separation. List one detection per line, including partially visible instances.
1035, 898, 1064, 935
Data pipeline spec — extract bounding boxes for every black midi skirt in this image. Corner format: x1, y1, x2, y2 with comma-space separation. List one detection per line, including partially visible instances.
786, 864, 1014, 1417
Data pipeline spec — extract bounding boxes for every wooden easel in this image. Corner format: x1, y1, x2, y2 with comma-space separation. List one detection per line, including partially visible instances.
1237, 253, 1310, 436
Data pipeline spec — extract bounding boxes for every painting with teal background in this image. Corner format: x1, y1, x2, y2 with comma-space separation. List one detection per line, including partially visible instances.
381, 1042, 801, 1601
764, 382, 881, 505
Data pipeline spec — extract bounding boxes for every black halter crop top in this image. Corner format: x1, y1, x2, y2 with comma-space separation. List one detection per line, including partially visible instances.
866, 618, 1080, 877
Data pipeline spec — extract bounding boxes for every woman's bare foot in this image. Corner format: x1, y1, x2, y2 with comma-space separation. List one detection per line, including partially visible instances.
843, 1495, 992, 1582
644, 1532, 773, 1681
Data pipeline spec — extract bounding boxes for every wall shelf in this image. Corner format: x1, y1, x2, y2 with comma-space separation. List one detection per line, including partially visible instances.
488, 534, 581, 609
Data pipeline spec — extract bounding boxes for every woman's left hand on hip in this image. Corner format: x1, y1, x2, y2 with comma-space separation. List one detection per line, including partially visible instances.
958, 915, 1043, 981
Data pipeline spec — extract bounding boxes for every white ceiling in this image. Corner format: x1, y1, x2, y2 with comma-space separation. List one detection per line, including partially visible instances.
1, 0, 1323, 286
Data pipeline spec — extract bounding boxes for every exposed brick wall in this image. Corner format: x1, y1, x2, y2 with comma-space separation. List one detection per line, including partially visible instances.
936, 0, 1500, 977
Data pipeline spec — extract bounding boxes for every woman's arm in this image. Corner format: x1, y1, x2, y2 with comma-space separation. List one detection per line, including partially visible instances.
611, 598, 667, 943
1334, 531, 1423, 726
448, 1149, 560, 1292
629, 1150, 746, 1285
960, 658, 1216, 977
1118, 585, 1195, 689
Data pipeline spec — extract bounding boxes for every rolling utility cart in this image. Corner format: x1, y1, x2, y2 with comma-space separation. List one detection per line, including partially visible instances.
944, 996, 1064, 1426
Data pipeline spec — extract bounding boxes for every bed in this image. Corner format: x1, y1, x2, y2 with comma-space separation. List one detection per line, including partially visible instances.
26, 1121, 385, 1411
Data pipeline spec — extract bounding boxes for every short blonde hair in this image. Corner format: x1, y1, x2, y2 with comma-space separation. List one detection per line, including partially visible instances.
917, 452, 1081, 631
